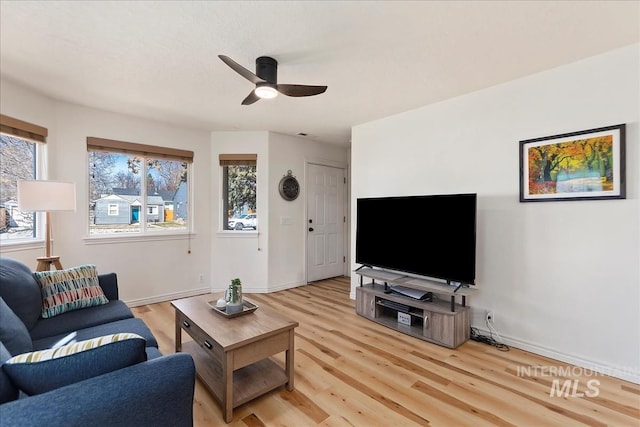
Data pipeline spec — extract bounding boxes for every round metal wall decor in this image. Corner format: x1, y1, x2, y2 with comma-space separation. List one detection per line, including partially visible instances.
279, 170, 300, 201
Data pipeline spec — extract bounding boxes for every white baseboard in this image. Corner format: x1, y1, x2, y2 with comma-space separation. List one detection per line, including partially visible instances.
124, 287, 210, 307
267, 280, 307, 293
207, 280, 307, 295
123, 280, 306, 307
473, 327, 640, 385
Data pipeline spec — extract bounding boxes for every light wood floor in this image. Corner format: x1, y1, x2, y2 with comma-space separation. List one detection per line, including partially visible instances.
132, 276, 640, 426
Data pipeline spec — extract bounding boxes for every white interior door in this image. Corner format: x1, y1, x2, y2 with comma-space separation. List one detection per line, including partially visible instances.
306, 163, 345, 282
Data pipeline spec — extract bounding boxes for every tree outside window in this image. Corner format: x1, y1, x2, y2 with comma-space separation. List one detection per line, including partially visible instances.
220, 154, 257, 231
0, 134, 37, 241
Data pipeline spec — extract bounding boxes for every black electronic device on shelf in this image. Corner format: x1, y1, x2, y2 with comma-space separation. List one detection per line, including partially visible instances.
379, 299, 411, 313
355, 193, 477, 286
389, 285, 433, 301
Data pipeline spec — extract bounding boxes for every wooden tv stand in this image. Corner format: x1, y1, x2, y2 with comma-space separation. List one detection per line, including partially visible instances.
355, 267, 474, 348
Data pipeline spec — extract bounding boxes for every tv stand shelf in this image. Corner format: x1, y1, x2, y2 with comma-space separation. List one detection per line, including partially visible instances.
356, 267, 474, 312
355, 268, 475, 348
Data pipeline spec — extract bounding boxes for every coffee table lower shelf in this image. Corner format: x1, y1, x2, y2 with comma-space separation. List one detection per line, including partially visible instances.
182, 341, 289, 408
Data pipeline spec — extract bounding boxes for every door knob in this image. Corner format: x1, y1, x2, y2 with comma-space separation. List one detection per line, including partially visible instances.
308, 227, 314, 232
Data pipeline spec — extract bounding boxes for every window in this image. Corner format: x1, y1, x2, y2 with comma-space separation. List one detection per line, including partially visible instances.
87, 137, 193, 236
0, 114, 47, 243
220, 154, 257, 231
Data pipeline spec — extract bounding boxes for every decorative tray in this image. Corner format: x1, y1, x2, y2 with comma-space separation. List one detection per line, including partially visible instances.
208, 299, 259, 318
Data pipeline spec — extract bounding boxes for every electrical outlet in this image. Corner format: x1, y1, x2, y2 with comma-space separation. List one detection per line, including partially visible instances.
198, 274, 204, 284
486, 311, 494, 323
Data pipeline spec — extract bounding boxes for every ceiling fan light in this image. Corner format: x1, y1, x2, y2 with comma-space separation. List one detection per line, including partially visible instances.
255, 85, 278, 99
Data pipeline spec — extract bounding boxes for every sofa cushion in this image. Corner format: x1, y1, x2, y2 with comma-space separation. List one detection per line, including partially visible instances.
2, 333, 146, 395
97, 272, 119, 301
145, 346, 163, 360
0, 297, 33, 356
0, 257, 42, 330
34, 265, 109, 318
0, 353, 196, 427
32, 317, 158, 350
0, 341, 19, 404
28, 300, 134, 341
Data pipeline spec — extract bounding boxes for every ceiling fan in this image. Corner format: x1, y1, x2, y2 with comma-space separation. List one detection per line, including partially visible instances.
218, 55, 327, 105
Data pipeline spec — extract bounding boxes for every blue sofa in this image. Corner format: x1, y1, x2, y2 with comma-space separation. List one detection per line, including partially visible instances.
0, 257, 196, 426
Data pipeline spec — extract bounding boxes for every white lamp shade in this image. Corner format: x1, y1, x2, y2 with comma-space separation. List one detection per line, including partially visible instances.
17, 180, 76, 212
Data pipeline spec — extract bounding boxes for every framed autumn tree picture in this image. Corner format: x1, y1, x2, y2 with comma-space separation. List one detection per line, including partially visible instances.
519, 124, 626, 202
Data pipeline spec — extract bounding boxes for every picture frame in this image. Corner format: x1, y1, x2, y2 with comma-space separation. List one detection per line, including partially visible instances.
519, 124, 626, 202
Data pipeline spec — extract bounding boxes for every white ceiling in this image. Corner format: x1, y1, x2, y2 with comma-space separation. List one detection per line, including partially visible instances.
1, 1, 638, 147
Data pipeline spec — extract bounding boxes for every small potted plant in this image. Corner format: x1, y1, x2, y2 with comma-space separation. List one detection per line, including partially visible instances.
226, 278, 243, 313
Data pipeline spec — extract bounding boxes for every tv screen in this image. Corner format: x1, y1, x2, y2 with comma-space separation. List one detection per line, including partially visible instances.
356, 193, 477, 285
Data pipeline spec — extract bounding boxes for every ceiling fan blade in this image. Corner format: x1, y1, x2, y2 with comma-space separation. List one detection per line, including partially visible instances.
276, 84, 327, 97
218, 55, 265, 85
241, 90, 260, 105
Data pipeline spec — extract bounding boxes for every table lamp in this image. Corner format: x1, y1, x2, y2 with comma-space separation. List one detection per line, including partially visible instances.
17, 180, 76, 271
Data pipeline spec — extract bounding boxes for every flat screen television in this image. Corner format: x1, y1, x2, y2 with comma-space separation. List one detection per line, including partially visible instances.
356, 193, 477, 285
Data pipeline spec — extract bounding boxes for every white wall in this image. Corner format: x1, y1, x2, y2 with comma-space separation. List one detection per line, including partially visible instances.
268, 132, 348, 289
1, 80, 349, 305
210, 131, 348, 293
210, 131, 270, 293
351, 44, 640, 383
1, 79, 213, 305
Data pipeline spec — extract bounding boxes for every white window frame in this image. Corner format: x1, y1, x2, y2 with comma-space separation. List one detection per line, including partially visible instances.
220, 154, 257, 233
86, 137, 193, 241
107, 204, 119, 216
0, 115, 48, 251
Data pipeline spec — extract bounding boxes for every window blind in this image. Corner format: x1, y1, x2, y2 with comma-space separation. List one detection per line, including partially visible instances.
219, 154, 257, 166
0, 114, 48, 143
87, 137, 194, 162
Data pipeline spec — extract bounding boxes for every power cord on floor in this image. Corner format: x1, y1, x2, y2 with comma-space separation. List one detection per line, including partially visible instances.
470, 319, 510, 351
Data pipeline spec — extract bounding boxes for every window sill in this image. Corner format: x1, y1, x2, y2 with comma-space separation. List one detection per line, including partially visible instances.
83, 232, 196, 245
0, 239, 44, 253
216, 230, 259, 238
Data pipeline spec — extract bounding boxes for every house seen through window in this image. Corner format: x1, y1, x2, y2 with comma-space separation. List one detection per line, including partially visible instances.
88, 137, 193, 236
0, 114, 47, 243
220, 154, 257, 231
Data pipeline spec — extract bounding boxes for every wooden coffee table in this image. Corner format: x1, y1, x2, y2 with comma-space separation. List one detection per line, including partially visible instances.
171, 293, 298, 423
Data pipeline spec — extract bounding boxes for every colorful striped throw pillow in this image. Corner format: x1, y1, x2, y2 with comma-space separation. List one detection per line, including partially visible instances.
33, 265, 109, 318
